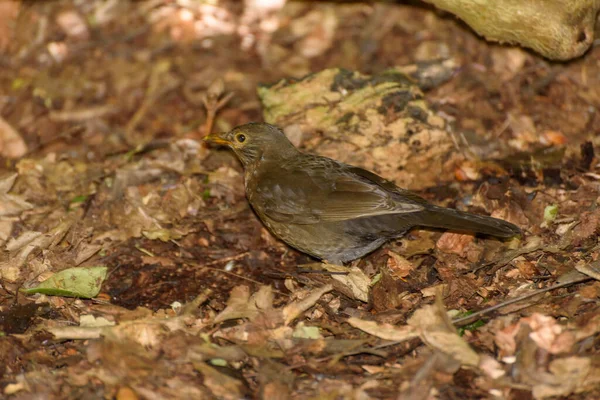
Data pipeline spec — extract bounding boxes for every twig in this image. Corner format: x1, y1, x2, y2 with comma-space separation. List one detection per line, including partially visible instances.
452, 276, 591, 326
185, 253, 291, 297
201, 78, 233, 138
49, 105, 117, 122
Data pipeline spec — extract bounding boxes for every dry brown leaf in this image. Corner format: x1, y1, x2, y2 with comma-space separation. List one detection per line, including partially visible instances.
571, 210, 600, 245
386, 251, 414, 279
436, 232, 474, 256
0, 1, 19, 52
213, 284, 331, 346
50, 298, 208, 343
495, 313, 575, 357
532, 357, 591, 399
194, 362, 248, 400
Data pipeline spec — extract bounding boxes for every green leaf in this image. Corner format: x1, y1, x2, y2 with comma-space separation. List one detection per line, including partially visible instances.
544, 204, 558, 223
292, 323, 322, 339
458, 319, 486, 336
22, 266, 107, 298
209, 358, 228, 367
70, 195, 88, 204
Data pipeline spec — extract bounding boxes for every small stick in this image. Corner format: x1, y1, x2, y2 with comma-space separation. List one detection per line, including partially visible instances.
452, 276, 591, 326
201, 78, 233, 138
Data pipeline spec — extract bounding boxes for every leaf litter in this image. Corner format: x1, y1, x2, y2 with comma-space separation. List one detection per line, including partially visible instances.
0, 1, 600, 399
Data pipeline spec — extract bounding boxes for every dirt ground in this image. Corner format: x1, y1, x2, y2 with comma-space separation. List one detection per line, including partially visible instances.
1, 1, 600, 399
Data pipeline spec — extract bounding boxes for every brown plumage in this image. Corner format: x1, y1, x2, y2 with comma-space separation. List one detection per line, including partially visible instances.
205, 122, 520, 264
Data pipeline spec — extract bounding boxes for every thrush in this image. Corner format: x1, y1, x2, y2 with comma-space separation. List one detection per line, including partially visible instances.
205, 123, 520, 264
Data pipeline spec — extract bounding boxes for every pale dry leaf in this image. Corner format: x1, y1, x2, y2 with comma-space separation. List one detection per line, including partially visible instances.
0, 220, 13, 246
0, 117, 27, 159
0, 173, 17, 193
74, 243, 103, 265
421, 283, 448, 298
408, 302, 480, 367
478, 355, 506, 379
0, 174, 33, 217
491, 47, 529, 80
49, 326, 104, 340
322, 263, 369, 302
346, 317, 418, 341
5, 231, 42, 252
575, 260, 600, 281
51, 304, 206, 343
5, 219, 75, 274
79, 314, 115, 328
3, 382, 26, 396
55, 10, 90, 41
108, 319, 171, 348
0, 261, 20, 281
283, 284, 332, 325
214, 285, 274, 323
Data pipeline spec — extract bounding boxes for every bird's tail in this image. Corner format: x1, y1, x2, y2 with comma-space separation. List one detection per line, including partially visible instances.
417, 205, 521, 238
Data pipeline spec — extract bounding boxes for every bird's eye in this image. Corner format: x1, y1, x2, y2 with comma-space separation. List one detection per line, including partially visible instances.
236, 134, 246, 143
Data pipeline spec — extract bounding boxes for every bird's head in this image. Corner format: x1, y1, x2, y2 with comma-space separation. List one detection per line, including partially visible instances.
204, 122, 298, 167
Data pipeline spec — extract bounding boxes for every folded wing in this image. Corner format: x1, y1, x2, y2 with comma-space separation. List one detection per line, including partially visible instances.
254, 165, 425, 224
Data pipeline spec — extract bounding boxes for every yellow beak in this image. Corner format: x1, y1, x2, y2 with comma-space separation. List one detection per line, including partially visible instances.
203, 132, 230, 146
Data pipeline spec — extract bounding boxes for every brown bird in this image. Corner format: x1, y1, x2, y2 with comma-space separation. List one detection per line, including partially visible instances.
205, 123, 520, 264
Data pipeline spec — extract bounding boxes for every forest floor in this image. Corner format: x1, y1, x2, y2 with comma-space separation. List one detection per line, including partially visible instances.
1, 1, 600, 399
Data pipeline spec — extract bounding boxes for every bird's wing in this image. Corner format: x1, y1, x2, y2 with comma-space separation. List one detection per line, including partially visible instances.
255, 162, 425, 224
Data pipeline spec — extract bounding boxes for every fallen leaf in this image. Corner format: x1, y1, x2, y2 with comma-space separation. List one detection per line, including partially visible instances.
194, 362, 247, 400
282, 284, 332, 325
408, 302, 480, 367
214, 285, 274, 323
22, 266, 107, 298
346, 317, 418, 341
321, 263, 369, 302
0, 173, 33, 217
436, 232, 474, 256
386, 251, 414, 279
0, 117, 27, 159
532, 357, 591, 399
